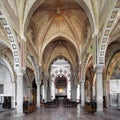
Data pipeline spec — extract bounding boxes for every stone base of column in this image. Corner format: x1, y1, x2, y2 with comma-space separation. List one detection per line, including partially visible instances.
94, 111, 104, 117
37, 106, 41, 109
37, 105, 41, 109
14, 113, 25, 117
76, 99, 80, 103
80, 102, 85, 107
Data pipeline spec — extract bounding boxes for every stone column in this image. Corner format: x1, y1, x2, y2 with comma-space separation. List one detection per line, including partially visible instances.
92, 86, 96, 100
106, 81, 110, 108
67, 80, 71, 99
28, 87, 32, 101
44, 85, 47, 102
96, 66, 104, 112
16, 69, 24, 115
76, 84, 80, 102
51, 81, 55, 100
11, 96, 15, 108
81, 81, 85, 106
36, 82, 40, 108
42, 85, 45, 101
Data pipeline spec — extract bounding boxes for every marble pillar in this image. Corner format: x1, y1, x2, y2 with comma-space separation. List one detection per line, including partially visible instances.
67, 81, 71, 99
81, 81, 85, 106
96, 66, 103, 112
76, 84, 80, 102
42, 85, 45, 102
51, 81, 55, 100
11, 96, 15, 108
36, 83, 40, 108
92, 86, 96, 100
44, 86, 47, 102
43, 85, 45, 101
16, 69, 24, 114
28, 87, 32, 101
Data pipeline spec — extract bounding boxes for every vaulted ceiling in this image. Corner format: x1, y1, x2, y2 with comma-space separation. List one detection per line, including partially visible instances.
27, 0, 90, 71
0, 0, 119, 75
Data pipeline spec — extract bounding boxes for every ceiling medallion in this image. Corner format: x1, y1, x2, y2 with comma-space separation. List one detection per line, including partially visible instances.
57, 8, 61, 14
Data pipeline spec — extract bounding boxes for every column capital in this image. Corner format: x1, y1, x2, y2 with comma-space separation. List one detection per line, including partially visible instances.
78, 82, 80, 85
15, 68, 25, 76
95, 65, 104, 73
36, 82, 40, 86
80, 80, 85, 85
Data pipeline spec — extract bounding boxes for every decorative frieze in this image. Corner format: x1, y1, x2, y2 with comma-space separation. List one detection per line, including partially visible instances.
0, 10, 20, 69
99, 1, 120, 64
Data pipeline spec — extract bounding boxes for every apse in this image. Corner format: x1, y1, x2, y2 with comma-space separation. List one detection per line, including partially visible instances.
55, 75, 67, 95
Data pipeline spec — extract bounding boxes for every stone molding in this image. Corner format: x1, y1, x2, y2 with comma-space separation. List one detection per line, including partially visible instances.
15, 69, 25, 76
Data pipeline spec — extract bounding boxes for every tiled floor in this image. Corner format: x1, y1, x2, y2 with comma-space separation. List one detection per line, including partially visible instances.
0, 105, 120, 120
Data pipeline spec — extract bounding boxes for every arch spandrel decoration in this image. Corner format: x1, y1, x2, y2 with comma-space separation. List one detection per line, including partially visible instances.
0, 10, 20, 69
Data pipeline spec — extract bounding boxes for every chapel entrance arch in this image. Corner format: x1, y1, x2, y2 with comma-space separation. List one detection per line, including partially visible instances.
50, 57, 71, 101
55, 75, 67, 96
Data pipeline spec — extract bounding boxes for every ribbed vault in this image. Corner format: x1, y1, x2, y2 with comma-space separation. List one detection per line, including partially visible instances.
27, 0, 90, 68
42, 38, 78, 72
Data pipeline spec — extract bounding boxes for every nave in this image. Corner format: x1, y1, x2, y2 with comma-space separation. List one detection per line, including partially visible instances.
0, 0, 120, 117
0, 105, 120, 120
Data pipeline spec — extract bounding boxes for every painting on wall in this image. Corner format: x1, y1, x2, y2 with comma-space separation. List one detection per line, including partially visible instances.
111, 64, 120, 79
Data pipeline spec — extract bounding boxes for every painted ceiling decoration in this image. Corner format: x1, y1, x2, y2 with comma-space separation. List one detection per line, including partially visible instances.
0, 0, 119, 82
26, 0, 92, 72
0, 1, 120, 116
